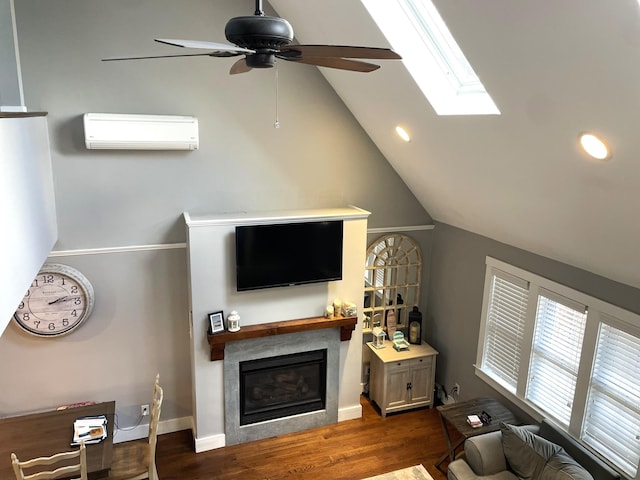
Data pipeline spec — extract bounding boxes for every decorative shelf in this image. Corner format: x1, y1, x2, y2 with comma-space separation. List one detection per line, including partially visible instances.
206, 315, 357, 361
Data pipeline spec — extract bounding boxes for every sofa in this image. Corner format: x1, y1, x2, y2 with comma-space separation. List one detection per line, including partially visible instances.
447, 420, 620, 480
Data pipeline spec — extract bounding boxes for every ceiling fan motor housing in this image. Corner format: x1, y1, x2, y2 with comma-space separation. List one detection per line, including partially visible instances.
225, 15, 294, 68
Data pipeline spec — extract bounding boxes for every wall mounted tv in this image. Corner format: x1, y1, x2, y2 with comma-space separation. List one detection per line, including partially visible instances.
235, 220, 343, 291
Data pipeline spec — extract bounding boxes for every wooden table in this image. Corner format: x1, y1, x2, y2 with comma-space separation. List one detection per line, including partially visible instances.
435, 397, 517, 473
0, 401, 115, 479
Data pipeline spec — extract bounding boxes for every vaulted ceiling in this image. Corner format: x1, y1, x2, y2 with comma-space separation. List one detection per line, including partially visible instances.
269, 0, 640, 291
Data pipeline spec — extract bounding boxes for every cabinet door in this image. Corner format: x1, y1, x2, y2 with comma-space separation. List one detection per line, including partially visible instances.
408, 357, 434, 405
385, 369, 411, 409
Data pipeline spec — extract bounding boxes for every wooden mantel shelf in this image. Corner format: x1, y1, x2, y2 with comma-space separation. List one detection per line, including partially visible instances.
206, 315, 357, 361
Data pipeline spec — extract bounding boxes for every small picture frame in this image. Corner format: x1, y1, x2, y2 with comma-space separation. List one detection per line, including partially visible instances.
208, 311, 224, 334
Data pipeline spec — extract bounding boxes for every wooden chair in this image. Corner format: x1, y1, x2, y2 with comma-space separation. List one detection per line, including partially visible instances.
108, 374, 163, 480
11, 442, 88, 480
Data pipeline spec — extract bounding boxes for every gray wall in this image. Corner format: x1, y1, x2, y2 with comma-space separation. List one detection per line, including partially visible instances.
0, 0, 23, 108
15, 0, 431, 249
426, 221, 640, 419
0, 0, 431, 432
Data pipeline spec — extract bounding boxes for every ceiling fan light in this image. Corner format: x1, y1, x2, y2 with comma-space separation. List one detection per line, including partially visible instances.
578, 132, 611, 161
396, 126, 411, 142
225, 15, 294, 50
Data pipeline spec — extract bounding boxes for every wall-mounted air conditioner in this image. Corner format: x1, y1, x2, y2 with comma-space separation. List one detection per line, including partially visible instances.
83, 113, 199, 150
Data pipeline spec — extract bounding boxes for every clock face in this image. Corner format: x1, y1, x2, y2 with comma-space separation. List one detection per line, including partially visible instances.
13, 264, 95, 337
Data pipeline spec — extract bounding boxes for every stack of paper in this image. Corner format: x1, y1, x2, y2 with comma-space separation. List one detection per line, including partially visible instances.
466, 414, 483, 428
72, 415, 107, 445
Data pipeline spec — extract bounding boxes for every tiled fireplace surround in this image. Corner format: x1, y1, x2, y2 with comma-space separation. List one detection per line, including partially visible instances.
223, 328, 340, 445
185, 208, 368, 452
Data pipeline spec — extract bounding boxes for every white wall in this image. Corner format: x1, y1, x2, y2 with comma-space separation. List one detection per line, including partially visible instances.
185, 208, 368, 451
0, 115, 56, 332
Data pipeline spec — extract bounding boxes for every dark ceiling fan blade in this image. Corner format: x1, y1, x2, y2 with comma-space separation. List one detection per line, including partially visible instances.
155, 38, 254, 57
277, 55, 380, 73
102, 52, 225, 62
279, 45, 401, 60
229, 58, 252, 75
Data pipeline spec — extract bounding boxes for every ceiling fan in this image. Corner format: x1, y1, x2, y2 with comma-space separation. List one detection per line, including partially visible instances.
103, 0, 401, 74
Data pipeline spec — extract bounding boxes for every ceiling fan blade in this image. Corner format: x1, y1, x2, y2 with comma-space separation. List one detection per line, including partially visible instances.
278, 55, 380, 73
229, 58, 252, 75
279, 45, 401, 60
155, 38, 254, 57
102, 52, 224, 62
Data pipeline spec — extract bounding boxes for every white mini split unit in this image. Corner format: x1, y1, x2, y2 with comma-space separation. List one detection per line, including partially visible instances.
83, 113, 199, 150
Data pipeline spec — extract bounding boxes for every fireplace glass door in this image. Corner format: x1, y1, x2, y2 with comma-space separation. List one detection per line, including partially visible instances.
240, 349, 327, 425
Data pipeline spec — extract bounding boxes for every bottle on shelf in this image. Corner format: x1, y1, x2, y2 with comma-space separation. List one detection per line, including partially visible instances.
408, 306, 422, 345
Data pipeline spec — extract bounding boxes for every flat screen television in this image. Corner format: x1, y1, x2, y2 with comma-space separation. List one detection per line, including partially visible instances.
235, 220, 343, 291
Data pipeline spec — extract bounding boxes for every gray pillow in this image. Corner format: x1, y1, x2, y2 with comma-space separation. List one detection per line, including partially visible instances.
539, 450, 595, 480
501, 423, 562, 480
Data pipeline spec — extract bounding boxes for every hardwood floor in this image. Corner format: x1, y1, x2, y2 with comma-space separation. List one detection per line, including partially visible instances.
144, 396, 453, 480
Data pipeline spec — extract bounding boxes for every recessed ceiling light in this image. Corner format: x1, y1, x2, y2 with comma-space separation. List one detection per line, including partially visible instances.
395, 125, 411, 142
578, 132, 611, 161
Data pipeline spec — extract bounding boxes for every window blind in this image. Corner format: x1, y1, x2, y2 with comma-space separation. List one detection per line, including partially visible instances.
477, 257, 640, 477
526, 292, 587, 426
482, 269, 529, 390
583, 322, 640, 478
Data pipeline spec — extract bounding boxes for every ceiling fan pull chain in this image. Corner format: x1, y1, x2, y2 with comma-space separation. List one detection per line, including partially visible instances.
274, 63, 280, 129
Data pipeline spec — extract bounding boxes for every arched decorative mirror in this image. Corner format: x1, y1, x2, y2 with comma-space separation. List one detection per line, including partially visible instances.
363, 233, 422, 336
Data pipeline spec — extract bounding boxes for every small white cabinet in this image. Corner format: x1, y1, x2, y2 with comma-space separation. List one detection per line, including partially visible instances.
368, 341, 438, 417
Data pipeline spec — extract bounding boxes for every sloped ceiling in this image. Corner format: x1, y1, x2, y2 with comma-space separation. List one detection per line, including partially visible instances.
269, 0, 640, 290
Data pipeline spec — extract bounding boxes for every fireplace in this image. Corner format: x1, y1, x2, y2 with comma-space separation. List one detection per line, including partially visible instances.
224, 328, 340, 445
240, 349, 327, 425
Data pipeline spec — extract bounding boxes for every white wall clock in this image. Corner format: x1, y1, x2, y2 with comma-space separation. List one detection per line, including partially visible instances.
13, 263, 95, 337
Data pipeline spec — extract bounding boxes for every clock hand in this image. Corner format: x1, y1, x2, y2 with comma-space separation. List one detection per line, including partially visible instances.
48, 295, 70, 305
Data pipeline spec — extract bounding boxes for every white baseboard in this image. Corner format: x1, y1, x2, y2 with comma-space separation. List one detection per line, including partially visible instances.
338, 403, 362, 422
194, 432, 226, 452
189, 405, 361, 453
113, 416, 192, 444
115, 408, 361, 449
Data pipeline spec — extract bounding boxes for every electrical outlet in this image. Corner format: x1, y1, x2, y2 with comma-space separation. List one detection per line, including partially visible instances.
141, 404, 150, 416
454, 383, 460, 397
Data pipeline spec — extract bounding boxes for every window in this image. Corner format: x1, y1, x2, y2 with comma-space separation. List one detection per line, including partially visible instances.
526, 292, 587, 427
477, 257, 640, 478
481, 270, 528, 391
583, 320, 640, 477
362, 0, 500, 115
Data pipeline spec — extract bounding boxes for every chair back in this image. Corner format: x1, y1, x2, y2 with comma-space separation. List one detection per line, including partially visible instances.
147, 373, 163, 479
11, 442, 88, 480
107, 374, 163, 480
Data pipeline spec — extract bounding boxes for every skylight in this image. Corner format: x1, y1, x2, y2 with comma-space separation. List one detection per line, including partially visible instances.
362, 0, 500, 116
